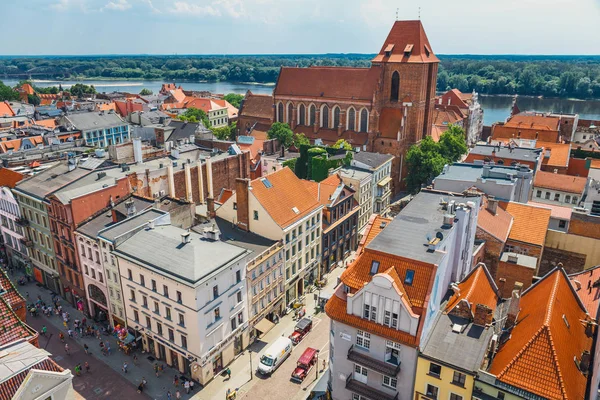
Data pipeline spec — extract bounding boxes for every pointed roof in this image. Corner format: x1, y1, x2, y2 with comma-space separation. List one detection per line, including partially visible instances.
489, 268, 593, 400
445, 263, 499, 315
372, 20, 439, 63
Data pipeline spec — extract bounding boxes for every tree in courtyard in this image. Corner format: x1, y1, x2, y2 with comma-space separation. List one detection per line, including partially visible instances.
267, 122, 294, 147
139, 88, 153, 96
332, 139, 352, 151
405, 136, 447, 193
212, 126, 232, 141
27, 94, 41, 106
438, 124, 468, 162
69, 83, 96, 98
293, 133, 310, 148
179, 107, 210, 129
223, 93, 244, 108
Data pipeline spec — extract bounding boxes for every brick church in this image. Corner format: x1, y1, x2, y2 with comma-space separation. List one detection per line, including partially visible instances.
239, 20, 439, 192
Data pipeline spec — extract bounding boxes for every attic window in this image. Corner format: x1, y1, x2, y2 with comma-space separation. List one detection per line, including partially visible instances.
424, 44, 431, 57
403, 44, 414, 57
370, 260, 380, 275
261, 177, 273, 188
384, 44, 394, 57
563, 314, 570, 329
292, 206, 300, 214
404, 270, 415, 286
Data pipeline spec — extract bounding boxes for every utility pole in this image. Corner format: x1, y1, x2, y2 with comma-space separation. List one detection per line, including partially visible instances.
249, 349, 253, 381
316, 350, 319, 380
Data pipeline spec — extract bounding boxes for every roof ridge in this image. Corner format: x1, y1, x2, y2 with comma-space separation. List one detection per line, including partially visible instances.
545, 325, 569, 399
496, 324, 547, 379
544, 270, 561, 326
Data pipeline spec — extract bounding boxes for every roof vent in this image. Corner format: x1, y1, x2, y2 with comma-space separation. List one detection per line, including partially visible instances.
181, 232, 191, 244
292, 206, 300, 214
506, 254, 519, 264
147, 220, 155, 230
97, 172, 107, 180
443, 214, 455, 227
451, 323, 466, 334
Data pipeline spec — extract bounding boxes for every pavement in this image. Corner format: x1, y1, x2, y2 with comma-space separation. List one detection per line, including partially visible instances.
9, 258, 346, 400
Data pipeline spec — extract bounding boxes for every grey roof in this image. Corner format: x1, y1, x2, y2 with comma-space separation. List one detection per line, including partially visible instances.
435, 163, 529, 184
64, 111, 127, 131
53, 167, 122, 204
115, 224, 249, 284
0, 341, 54, 381
469, 144, 541, 162
13, 161, 93, 199
338, 166, 372, 182
352, 151, 394, 169
500, 252, 537, 269
420, 310, 495, 372
167, 120, 201, 142
193, 217, 275, 255
77, 197, 155, 239
98, 208, 167, 243
367, 190, 481, 264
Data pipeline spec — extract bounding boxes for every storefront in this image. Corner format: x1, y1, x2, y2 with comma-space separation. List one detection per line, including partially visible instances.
195, 325, 250, 385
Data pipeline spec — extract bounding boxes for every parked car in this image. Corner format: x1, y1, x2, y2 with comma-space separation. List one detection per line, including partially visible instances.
257, 336, 293, 376
291, 347, 319, 382
289, 317, 313, 345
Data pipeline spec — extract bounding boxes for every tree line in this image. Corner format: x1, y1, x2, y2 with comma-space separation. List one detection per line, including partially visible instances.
1, 55, 600, 98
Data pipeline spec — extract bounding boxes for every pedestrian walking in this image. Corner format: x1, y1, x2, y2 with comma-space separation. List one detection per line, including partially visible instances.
105, 341, 111, 355
226, 367, 231, 379
189, 380, 194, 392
59, 332, 65, 343
41, 325, 47, 336
122, 362, 128, 373
184, 380, 190, 394
74, 364, 81, 376
67, 329, 74, 339
175, 390, 181, 400
132, 354, 138, 365
167, 391, 172, 400
63, 320, 68, 329
85, 361, 90, 373
173, 375, 179, 387
322, 359, 326, 371
154, 363, 159, 377
25, 292, 29, 299
64, 344, 70, 355
83, 343, 89, 355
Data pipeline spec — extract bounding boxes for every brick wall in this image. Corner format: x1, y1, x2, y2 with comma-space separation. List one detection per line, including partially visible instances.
505, 240, 543, 272
475, 227, 505, 277
569, 212, 600, 240
539, 246, 586, 277
496, 260, 535, 298
236, 178, 250, 231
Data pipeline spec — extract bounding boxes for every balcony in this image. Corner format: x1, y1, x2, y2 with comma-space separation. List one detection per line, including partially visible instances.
347, 345, 401, 376
20, 238, 33, 248
15, 217, 29, 227
345, 375, 398, 400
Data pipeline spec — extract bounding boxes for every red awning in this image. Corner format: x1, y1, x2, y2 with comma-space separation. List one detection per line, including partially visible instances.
297, 347, 318, 366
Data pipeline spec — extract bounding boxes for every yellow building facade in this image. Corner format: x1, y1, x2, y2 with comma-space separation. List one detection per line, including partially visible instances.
414, 355, 474, 400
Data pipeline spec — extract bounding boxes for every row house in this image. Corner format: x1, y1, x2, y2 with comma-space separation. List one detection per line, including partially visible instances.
114, 220, 251, 385
59, 111, 130, 147
532, 169, 587, 207
217, 169, 323, 305
0, 182, 30, 270
326, 190, 480, 400
304, 174, 359, 276
48, 167, 131, 310
338, 167, 373, 233
350, 152, 394, 216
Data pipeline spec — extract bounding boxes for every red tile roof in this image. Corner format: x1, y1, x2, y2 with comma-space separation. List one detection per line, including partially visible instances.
0, 358, 63, 400
489, 268, 592, 400
250, 167, 321, 229
372, 20, 439, 63
357, 214, 392, 254
500, 201, 551, 247
445, 264, 499, 315
0, 297, 37, 347
274, 66, 379, 102
570, 266, 600, 318
0, 269, 26, 309
18, 83, 35, 95
240, 91, 273, 120
0, 168, 24, 188
528, 201, 572, 220
477, 198, 513, 242
533, 170, 587, 194
537, 142, 571, 168
0, 102, 15, 117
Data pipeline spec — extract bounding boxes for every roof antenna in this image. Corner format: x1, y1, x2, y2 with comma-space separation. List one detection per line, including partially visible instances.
396, 8, 399, 21
418, 7, 421, 20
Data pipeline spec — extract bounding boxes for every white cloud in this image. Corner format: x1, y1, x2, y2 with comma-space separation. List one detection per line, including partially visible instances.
170, 1, 221, 16
145, 0, 161, 13
104, 0, 132, 11
50, 0, 87, 11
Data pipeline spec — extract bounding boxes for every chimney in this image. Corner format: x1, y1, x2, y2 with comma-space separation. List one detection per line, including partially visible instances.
580, 350, 592, 374
125, 199, 136, 217
206, 197, 216, 218
236, 178, 250, 231
97, 171, 107, 180
167, 163, 176, 198
197, 160, 205, 204
206, 156, 214, 198
473, 303, 493, 326
487, 197, 498, 215
505, 282, 523, 329
133, 137, 143, 164
181, 232, 191, 244
147, 220, 155, 230
506, 253, 518, 264
443, 214, 454, 226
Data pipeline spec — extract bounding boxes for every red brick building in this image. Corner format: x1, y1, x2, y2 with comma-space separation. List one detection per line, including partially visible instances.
272, 20, 439, 192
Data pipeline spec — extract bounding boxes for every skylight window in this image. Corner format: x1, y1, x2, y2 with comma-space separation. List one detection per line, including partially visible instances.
370, 261, 380, 275
261, 178, 273, 188
404, 270, 415, 286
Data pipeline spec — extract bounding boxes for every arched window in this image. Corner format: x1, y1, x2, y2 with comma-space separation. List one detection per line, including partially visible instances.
299, 104, 306, 125
309, 104, 316, 126
287, 102, 293, 124
277, 102, 284, 123
347, 107, 356, 131
321, 105, 330, 128
390, 71, 400, 102
333, 106, 340, 129
359, 108, 369, 133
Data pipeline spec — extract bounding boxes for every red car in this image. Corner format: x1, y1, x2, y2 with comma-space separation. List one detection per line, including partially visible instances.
289, 317, 313, 345
291, 347, 318, 382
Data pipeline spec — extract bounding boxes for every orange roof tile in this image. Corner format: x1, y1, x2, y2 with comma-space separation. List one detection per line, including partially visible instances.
501, 201, 551, 247
537, 142, 571, 167
238, 139, 264, 161
0, 296, 37, 347
325, 292, 418, 347
0, 168, 24, 188
33, 119, 57, 129
170, 88, 186, 103
18, 83, 35, 95
477, 198, 513, 242
445, 264, 499, 315
0, 101, 15, 117
240, 91, 273, 120
506, 114, 560, 131
533, 170, 587, 194
215, 188, 234, 205
250, 167, 321, 229
528, 201, 572, 220
492, 123, 559, 143
489, 268, 592, 400
358, 214, 392, 254
590, 159, 600, 169
0, 358, 63, 400
570, 266, 600, 317
372, 20, 439, 63
340, 249, 435, 309
0, 269, 26, 308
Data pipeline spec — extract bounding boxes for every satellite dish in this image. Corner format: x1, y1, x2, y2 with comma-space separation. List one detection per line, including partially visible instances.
436, 231, 444, 240
426, 233, 432, 242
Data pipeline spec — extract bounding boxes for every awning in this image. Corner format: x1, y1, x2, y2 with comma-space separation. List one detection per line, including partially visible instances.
377, 176, 392, 187
254, 318, 275, 335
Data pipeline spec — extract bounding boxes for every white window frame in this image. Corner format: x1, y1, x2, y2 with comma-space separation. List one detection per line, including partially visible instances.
356, 330, 371, 350
382, 375, 397, 389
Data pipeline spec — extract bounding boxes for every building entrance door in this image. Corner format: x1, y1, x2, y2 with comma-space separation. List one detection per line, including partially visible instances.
234, 335, 243, 356
158, 343, 166, 360
353, 364, 368, 384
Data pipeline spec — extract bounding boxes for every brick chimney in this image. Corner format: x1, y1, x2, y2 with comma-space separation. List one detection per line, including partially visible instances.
236, 178, 250, 231
580, 350, 592, 374
473, 303, 493, 326
206, 197, 216, 218
505, 282, 523, 329
487, 196, 498, 216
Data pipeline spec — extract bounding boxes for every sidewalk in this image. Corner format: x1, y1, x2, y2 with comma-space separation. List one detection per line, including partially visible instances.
13, 277, 196, 400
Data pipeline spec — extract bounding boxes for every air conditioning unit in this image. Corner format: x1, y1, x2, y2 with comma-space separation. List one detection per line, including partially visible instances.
159, 190, 165, 197
153, 192, 159, 199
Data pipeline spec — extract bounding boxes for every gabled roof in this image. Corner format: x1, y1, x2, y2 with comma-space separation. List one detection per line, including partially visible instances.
533, 170, 587, 194
240, 91, 273, 120
528, 201, 572, 220
372, 20, 439, 63
0, 168, 24, 189
570, 265, 600, 318
489, 268, 592, 400
537, 142, 571, 168
358, 214, 392, 254
477, 198, 513, 242
506, 114, 560, 131
250, 168, 321, 229
500, 201, 551, 247
302, 176, 354, 209
274, 66, 380, 102
0, 269, 26, 309
0, 102, 15, 117
0, 297, 37, 347
445, 263, 499, 315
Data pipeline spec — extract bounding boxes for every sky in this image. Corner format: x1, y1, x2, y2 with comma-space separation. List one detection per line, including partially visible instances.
2, 0, 600, 55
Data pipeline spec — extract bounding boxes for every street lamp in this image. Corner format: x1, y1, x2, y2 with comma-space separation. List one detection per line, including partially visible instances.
249, 349, 253, 381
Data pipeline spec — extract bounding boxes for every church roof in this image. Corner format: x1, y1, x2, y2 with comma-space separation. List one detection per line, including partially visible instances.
372, 20, 439, 63
274, 66, 380, 102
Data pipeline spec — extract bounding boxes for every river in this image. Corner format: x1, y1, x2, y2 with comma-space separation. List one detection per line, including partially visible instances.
4, 79, 600, 125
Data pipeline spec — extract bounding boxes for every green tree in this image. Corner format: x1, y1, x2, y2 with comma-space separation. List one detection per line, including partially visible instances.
27, 94, 41, 106
438, 125, 468, 162
69, 83, 96, 98
293, 133, 310, 147
212, 126, 232, 141
405, 137, 447, 193
0, 81, 19, 101
139, 88, 153, 95
332, 139, 352, 151
267, 122, 294, 147
180, 107, 210, 129
223, 93, 244, 108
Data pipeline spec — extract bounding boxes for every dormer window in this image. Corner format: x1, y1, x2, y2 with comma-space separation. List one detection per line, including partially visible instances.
403, 44, 413, 58
424, 44, 431, 58
370, 260, 380, 275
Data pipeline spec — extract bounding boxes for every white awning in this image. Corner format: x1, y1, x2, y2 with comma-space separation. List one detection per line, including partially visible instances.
377, 176, 392, 187
254, 318, 275, 335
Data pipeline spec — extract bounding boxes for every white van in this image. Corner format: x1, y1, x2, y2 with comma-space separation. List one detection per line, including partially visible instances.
257, 336, 293, 376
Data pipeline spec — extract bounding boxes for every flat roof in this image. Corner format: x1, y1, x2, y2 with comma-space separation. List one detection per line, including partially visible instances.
435, 163, 528, 185
469, 144, 542, 162
500, 252, 538, 269
114, 224, 250, 284
0, 340, 54, 381
352, 151, 394, 169
193, 217, 275, 256
13, 161, 93, 199
338, 166, 372, 182
98, 208, 167, 242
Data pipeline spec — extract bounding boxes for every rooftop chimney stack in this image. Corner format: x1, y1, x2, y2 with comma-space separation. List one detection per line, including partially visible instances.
236, 178, 251, 231
125, 199, 136, 217
487, 196, 498, 216
505, 282, 523, 330
181, 232, 191, 244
